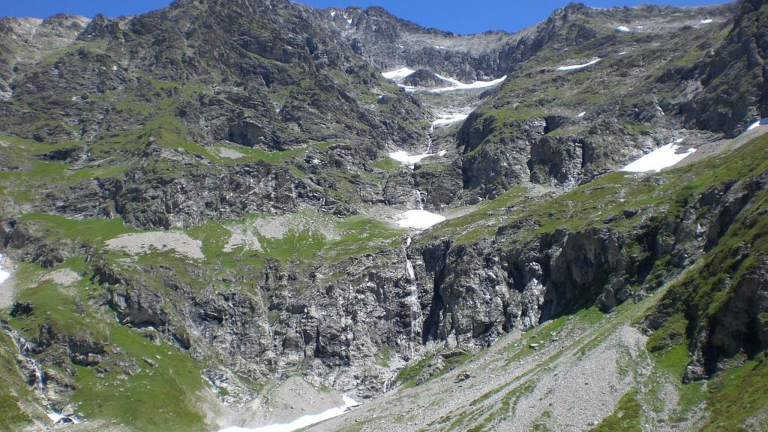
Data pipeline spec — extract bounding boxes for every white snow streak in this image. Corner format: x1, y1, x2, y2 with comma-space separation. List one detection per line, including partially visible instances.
425, 75, 507, 93
577, 112, 587, 118
622, 140, 695, 173
616, 26, 630, 33
396, 210, 447, 230
699, 19, 713, 25
383, 68, 506, 94
382, 68, 415, 80
556, 58, 602, 71
746, 121, 762, 132
219, 396, 361, 432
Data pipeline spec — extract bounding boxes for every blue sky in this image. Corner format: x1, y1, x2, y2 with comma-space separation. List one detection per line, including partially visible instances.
0, 0, 730, 34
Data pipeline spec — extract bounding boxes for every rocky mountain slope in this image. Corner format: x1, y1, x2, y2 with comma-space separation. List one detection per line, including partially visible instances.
0, 0, 767, 431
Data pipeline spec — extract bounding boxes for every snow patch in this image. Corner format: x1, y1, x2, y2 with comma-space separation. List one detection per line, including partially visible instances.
622, 140, 695, 173
389, 151, 436, 167
382, 67, 415, 81
746, 121, 762, 132
577, 112, 586, 118
396, 210, 447, 230
556, 58, 601, 71
47, 412, 80, 424
218, 396, 361, 432
616, 26, 630, 33
699, 19, 713, 25
432, 112, 469, 127
0, 254, 10, 284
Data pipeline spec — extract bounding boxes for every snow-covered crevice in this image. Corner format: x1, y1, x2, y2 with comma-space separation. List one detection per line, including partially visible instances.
556, 58, 601, 71
218, 396, 361, 432
622, 139, 696, 173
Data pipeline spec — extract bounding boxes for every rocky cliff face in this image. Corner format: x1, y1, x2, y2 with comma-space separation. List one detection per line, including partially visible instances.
682, 0, 768, 136
0, 1, 767, 431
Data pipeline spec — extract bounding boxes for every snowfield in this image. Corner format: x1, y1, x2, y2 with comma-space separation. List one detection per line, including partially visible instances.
396, 210, 447, 230
389, 150, 436, 166
556, 58, 602, 71
219, 396, 361, 432
622, 140, 696, 172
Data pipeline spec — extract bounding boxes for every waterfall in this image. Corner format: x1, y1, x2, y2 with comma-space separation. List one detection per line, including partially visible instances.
414, 190, 424, 210
404, 237, 421, 358
425, 125, 434, 152
17, 339, 46, 394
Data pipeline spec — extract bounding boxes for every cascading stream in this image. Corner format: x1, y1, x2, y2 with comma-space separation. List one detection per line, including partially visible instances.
1, 322, 79, 425
414, 190, 424, 211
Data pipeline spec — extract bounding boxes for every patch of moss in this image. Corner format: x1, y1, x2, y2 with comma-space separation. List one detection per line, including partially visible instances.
703, 356, 768, 432
592, 392, 642, 432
